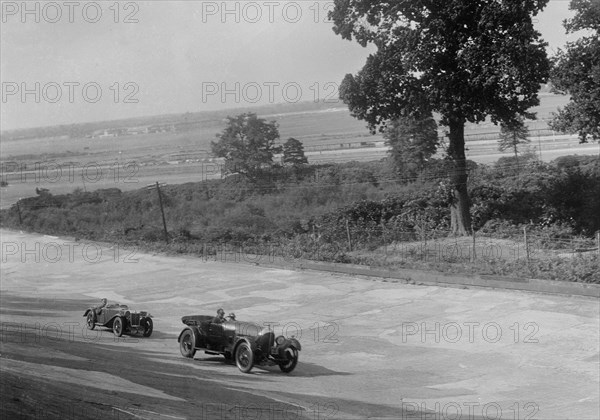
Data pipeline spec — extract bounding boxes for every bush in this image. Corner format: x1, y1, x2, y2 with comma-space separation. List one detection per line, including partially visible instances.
2, 155, 598, 284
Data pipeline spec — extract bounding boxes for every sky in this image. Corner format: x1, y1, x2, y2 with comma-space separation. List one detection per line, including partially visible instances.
0, 0, 579, 131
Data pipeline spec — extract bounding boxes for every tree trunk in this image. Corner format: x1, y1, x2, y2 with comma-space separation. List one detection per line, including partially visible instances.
447, 118, 472, 236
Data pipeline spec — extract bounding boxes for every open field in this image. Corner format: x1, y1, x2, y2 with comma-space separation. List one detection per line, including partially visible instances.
1, 229, 599, 419
0, 93, 578, 165
1, 94, 598, 210
1, 133, 598, 210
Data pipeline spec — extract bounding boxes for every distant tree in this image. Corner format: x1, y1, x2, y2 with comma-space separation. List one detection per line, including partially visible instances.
330, 0, 550, 235
211, 113, 281, 178
282, 137, 308, 165
498, 116, 531, 160
384, 115, 438, 180
550, 0, 600, 142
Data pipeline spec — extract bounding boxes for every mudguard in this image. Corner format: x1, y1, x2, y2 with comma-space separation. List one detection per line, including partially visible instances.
107, 315, 122, 328
276, 337, 301, 358
233, 337, 256, 356
178, 326, 204, 348
286, 337, 301, 351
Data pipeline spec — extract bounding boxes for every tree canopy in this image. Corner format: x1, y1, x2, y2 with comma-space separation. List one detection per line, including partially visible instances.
550, 0, 600, 143
211, 113, 281, 178
331, 0, 550, 234
282, 137, 309, 165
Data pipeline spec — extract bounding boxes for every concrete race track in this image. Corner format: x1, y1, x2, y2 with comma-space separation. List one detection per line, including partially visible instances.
1, 229, 599, 419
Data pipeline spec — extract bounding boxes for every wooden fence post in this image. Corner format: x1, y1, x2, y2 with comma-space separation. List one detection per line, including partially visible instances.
523, 226, 530, 264
471, 225, 476, 262
381, 220, 387, 259
345, 218, 352, 252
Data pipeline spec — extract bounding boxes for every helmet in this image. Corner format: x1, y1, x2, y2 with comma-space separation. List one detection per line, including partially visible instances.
217, 308, 225, 315
101, 298, 107, 304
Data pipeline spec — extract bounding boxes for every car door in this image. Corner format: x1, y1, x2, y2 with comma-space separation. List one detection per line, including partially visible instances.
97, 306, 112, 325
207, 323, 227, 350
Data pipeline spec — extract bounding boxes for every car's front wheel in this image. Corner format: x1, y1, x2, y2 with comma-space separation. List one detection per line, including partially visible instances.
142, 318, 153, 337
179, 330, 196, 358
278, 347, 299, 373
113, 317, 124, 337
235, 342, 254, 373
86, 312, 95, 330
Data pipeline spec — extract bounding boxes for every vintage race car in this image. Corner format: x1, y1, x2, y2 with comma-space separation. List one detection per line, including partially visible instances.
83, 303, 153, 337
178, 314, 301, 373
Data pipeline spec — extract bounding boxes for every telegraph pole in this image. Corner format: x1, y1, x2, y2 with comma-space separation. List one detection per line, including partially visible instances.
146, 182, 169, 244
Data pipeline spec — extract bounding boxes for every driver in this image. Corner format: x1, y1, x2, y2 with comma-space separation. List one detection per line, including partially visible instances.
93, 298, 108, 320
212, 308, 226, 324
96, 298, 107, 313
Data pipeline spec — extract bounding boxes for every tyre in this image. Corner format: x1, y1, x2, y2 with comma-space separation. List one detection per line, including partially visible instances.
179, 330, 196, 358
142, 318, 153, 337
113, 317, 124, 337
86, 312, 95, 330
278, 347, 299, 373
235, 342, 254, 373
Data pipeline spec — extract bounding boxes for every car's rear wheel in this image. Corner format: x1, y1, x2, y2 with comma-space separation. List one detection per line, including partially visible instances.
113, 317, 124, 337
142, 318, 153, 337
278, 347, 299, 373
235, 342, 254, 373
179, 330, 196, 358
86, 312, 95, 330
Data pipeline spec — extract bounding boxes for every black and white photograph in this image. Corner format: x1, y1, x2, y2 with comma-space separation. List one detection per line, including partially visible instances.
1, 1, 599, 419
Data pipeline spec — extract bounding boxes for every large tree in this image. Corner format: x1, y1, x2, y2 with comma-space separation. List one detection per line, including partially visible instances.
384, 114, 438, 180
211, 113, 281, 178
330, 0, 550, 234
549, 0, 600, 142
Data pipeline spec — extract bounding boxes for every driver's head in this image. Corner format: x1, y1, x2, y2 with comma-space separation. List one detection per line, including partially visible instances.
101, 298, 107, 305
217, 308, 225, 316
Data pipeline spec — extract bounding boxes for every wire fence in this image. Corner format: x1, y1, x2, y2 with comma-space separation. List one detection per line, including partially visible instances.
185, 227, 600, 268
332, 223, 600, 264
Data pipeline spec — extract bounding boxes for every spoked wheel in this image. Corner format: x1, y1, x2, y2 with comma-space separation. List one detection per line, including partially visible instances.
86, 312, 96, 330
113, 317, 124, 337
235, 342, 254, 373
179, 330, 196, 358
142, 318, 153, 337
278, 347, 299, 373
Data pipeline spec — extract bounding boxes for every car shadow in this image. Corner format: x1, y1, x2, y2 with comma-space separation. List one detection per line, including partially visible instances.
251, 361, 351, 378
192, 356, 351, 378
134, 330, 177, 340
82, 328, 176, 342
193, 355, 231, 363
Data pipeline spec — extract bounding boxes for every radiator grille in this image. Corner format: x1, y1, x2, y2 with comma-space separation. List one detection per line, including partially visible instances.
130, 313, 141, 326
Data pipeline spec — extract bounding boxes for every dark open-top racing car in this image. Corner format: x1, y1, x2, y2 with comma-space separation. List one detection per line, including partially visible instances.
178, 314, 301, 373
84, 302, 153, 337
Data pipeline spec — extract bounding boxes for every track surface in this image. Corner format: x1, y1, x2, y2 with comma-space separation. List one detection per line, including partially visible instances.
1, 230, 599, 419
